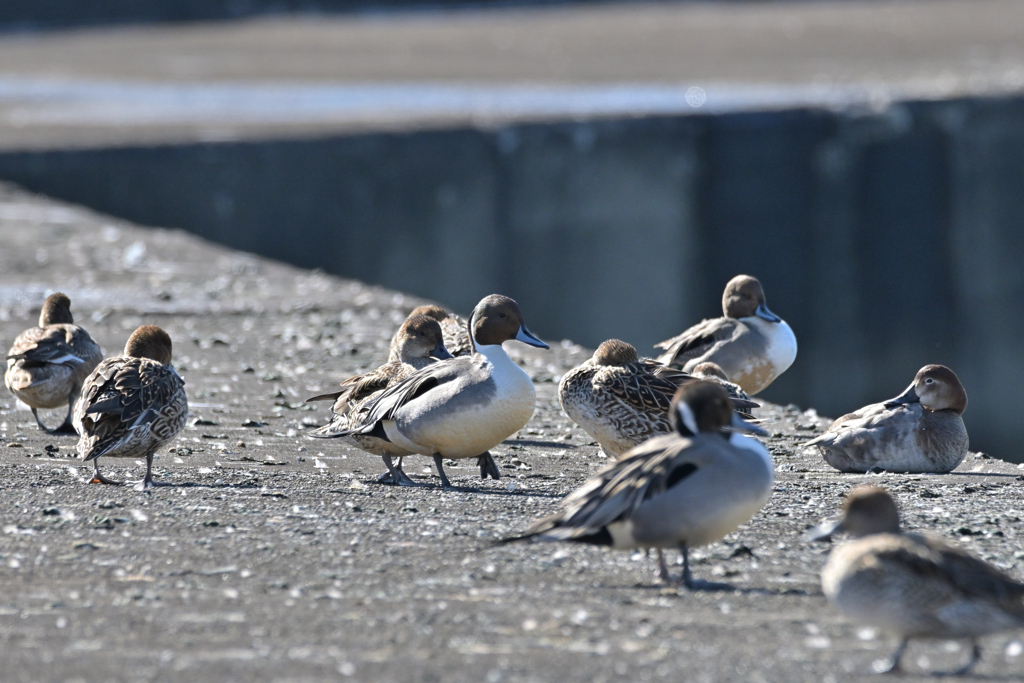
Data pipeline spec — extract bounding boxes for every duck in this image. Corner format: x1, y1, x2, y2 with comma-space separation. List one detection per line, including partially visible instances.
654, 275, 796, 395
389, 304, 471, 359
807, 486, 1024, 676
558, 340, 759, 457
689, 361, 756, 406
4, 292, 103, 434
502, 381, 773, 589
74, 325, 188, 487
308, 313, 453, 485
805, 365, 968, 473
337, 294, 549, 488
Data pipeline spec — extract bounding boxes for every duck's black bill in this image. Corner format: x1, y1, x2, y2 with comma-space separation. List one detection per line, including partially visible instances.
516, 325, 550, 349
883, 383, 919, 408
755, 302, 782, 323
430, 343, 454, 360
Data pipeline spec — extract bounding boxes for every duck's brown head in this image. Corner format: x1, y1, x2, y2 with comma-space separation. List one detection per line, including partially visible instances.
39, 292, 74, 326
591, 339, 639, 366
470, 295, 549, 349
394, 314, 453, 362
884, 364, 967, 414
722, 275, 781, 323
124, 325, 174, 365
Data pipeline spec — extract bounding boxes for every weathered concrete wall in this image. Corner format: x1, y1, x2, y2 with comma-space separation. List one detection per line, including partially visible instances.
0, 96, 1023, 458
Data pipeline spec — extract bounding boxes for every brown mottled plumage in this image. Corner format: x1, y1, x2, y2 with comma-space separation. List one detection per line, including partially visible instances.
806, 365, 968, 473
810, 486, 1024, 675
388, 304, 471, 360
308, 314, 452, 484
74, 325, 187, 487
558, 340, 759, 457
4, 293, 102, 434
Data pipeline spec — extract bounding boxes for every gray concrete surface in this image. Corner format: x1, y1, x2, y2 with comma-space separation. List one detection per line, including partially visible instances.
0, 0, 1022, 148
3, 185, 1024, 682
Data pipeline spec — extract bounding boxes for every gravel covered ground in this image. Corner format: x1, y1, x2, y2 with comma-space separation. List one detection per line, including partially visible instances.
2, 183, 1023, 682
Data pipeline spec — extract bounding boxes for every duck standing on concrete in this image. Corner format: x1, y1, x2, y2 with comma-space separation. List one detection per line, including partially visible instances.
806, 365, 968, 473
4, 293, 103, 434
389, 304, 471, 358
503, 381, 773, 589
654, 275, 796, 395
808, 486, 1024, 675
308, 313, 453, 484
337, 294, 549, 488
74, 325, 188, 487
558, 339, 758, 457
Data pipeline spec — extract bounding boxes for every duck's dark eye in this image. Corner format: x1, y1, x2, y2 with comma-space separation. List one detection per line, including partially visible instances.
499, 313, 506, 318
925, 378, 934, 384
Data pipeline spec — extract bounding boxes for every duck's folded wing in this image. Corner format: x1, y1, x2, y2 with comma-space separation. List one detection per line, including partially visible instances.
359, 358, 468, 423
595, 363, 678, 413
917, 535, 1024, 608
6, 327, 87, 367
84, 360, 184, 426
537, 436, 712, 534
305, 363, 402, 409
654, 318, 740, 365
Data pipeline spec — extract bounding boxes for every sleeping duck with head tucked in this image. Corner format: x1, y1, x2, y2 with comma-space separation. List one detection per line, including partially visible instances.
806, 364, 968, 474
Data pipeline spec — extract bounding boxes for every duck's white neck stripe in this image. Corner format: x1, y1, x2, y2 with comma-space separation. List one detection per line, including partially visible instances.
677, 402, 699, 435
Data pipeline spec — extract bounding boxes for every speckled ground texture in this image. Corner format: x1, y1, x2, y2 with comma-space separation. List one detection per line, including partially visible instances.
1, 182, 1023, 682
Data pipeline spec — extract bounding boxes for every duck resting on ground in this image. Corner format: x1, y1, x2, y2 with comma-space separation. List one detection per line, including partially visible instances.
805, 364, 968, 473
558, 339, 758, 458
502, 381, 774, 590
4, 292, 102, 434
654, 275, 796, 395
334, 294, 549, 488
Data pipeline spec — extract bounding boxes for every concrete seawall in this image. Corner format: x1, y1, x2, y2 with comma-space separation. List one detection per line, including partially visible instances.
1, 94, 1023, 457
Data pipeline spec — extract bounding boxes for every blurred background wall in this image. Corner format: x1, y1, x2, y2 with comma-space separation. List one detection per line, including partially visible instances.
0, 0, 1022, 459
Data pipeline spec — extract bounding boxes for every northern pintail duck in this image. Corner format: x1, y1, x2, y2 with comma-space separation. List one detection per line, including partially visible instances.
808, 486, 1024, 676
503, 381, 773, 589
338, 294, 549, 488
806, 365, 968, 473
558, 340, 758, 457
74, 326, 188, 487
654, 275, 796, 395
308, 313, 453, 484
4, 293, 102, 434
389, 304, 471, 359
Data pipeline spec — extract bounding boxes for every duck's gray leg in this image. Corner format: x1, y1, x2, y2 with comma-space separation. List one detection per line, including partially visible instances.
378, 455, 420, 486
875, 637, 909, 675
679, 543, 733, 591
31, 407, 49, 432
89, 460, 122, 486
142, 451, 157, 487
655, 549, 672, 583
432, 454, 452, 488
50, 399, 78, 435
478, 452, 501, 480
934, 640, 980, 678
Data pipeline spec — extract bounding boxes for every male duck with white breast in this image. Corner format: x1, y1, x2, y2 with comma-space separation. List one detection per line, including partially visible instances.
503, 381, 773, 590
654, 275, 796, 395
806, 364, 968, 473
338, 294, 549, 488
